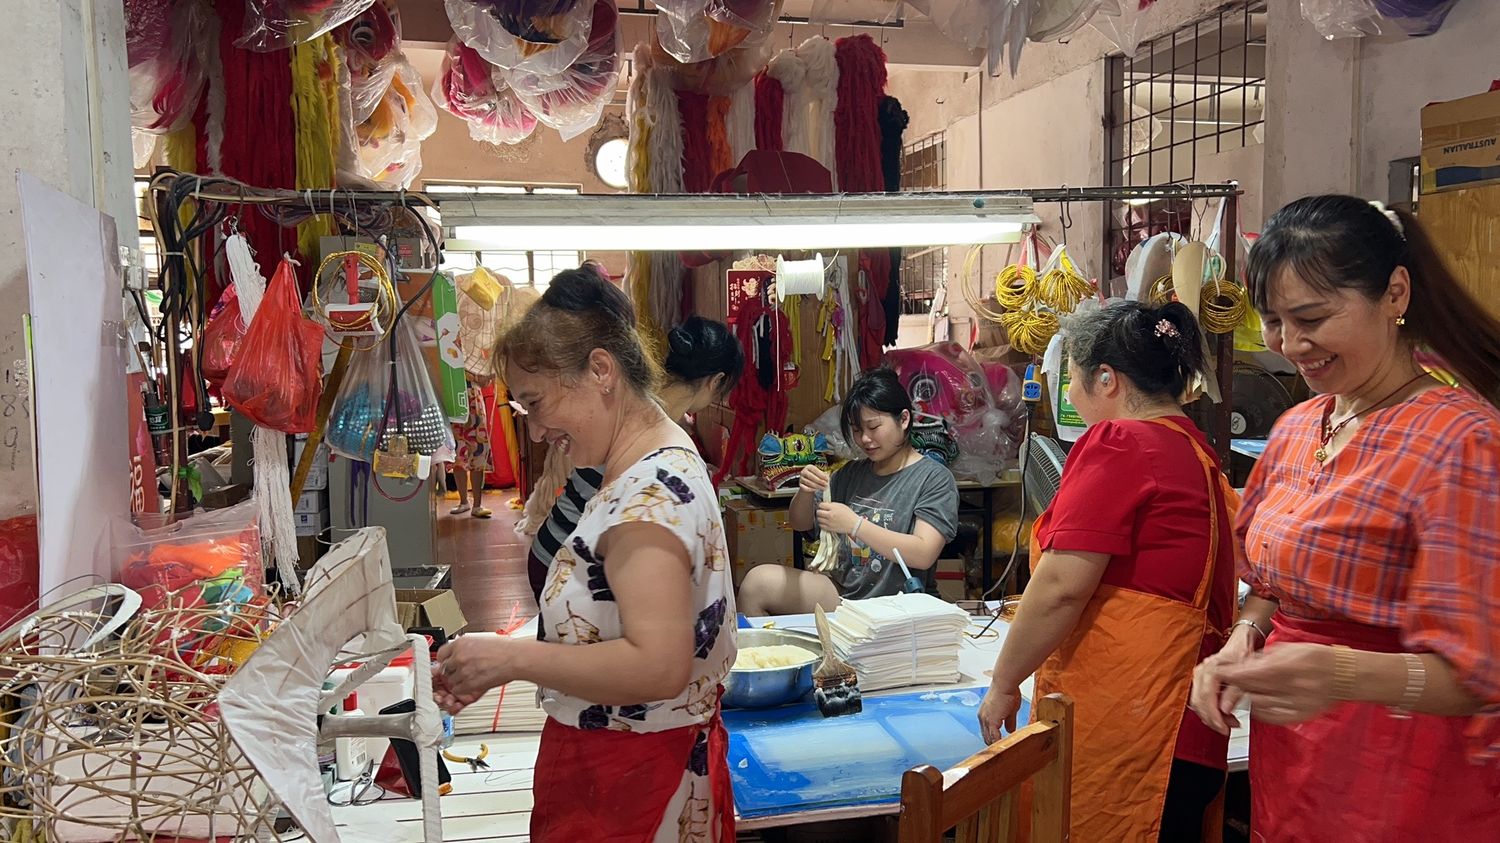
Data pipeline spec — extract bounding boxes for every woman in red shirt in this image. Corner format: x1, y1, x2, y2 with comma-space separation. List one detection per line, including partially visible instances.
979, 300, 1237, 843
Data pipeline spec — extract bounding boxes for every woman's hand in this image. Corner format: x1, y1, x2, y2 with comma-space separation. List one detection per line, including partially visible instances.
1189, 626, 1260, 734
978, 684, 1024, 744
433, 635, 523, 714
1216, 642, 1340, 726
816, 502, 860, 536
798, 465, 831, 495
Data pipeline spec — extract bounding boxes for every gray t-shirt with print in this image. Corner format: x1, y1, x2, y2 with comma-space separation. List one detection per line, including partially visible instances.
828, 456, 960, 600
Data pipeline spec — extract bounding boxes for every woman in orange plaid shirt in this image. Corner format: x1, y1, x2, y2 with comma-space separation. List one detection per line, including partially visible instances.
1190, 195, 1500, 841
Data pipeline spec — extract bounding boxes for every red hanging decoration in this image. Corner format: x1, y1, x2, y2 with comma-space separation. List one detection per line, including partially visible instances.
753, 70, 784, 152
835, 34, 890, 369
677, 90, 715, 193
707, 94, 734, 178
198, 0, 299, 300
714, 297, 793, 488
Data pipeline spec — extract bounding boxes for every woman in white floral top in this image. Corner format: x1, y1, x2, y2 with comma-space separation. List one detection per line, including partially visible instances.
434, 267, 738, 843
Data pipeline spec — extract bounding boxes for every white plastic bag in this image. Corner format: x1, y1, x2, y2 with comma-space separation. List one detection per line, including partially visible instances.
655, 0, 780, 64
445, 0, 593, 75
433, 38, 540, 145
239, 0, 380, 51
505, 0, 619, 141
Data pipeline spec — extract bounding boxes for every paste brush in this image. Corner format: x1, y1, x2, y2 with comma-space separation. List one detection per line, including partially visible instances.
812, 605, 861, 717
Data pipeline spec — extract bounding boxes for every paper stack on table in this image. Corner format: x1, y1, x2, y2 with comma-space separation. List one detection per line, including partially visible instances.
452, 680, 547, 734
828, 594, 972, 692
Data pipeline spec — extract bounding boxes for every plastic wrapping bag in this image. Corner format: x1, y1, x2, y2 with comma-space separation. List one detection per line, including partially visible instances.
202, 286, 247, 387
658, 31, 774, 96
1302, 0, 1458, 38
353, 60, 437, 187
803, 403, 860, 462
504, 0, 619, 141
656, 0, 780, 64
239, 0, 381, 51
127, 0, 208, 134
1027, 0, 1106, 41
1373, 0, 1461, 36
223, 259, 326, 434
434, 38, 541, 144
327, 319, 456, 465
1089, 0, 1152, 59
332, 0, 404, 124
809, 0, 910, 25
446, 0, 593, 76
884, 342, 1019, 480
113, 501, 266, 608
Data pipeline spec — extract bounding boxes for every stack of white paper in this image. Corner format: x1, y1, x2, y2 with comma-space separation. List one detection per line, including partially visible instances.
828, 594, 972, 692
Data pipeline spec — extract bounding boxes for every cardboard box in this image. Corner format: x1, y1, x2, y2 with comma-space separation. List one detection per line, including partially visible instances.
295, 509, 329, 537
394, 589, 468, 636
293, 439, 331, 491
296, 535, 324, 569
1421, 88, 1500, 194
934, 557, 968, 602
724, 499, 793, 586
295, 489, 328, 515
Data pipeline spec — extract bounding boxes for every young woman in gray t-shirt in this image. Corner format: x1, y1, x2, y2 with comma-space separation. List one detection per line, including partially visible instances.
737, 368, 960, 615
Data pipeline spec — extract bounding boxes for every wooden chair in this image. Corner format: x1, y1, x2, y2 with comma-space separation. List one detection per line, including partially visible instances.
898, 693, 1073, 843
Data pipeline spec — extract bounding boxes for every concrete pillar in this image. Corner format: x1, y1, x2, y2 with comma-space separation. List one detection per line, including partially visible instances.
1262, 0, 1359, 213
0, 0, 136, 519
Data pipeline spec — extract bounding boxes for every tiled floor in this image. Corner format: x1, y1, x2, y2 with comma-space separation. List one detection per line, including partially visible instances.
434, 489, 538, 632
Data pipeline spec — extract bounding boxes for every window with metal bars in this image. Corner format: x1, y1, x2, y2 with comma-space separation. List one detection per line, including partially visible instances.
1103, 1, 1266, 276
428, 182, 585, 288
898, 134, 948, 315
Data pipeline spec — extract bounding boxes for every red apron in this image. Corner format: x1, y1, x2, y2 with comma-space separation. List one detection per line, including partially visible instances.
1032, 417, 1231, 842
530, 704, 735, 842
1250, 614, 1500, 842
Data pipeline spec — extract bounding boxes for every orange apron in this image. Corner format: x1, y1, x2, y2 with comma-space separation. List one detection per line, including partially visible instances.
1031, 418, 1229, 843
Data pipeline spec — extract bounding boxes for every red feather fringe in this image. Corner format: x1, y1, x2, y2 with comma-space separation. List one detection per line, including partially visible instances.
753, 70, 784, 152
200, 0, 299, 300
836, 34, 890, 368
677, 90, 714, 193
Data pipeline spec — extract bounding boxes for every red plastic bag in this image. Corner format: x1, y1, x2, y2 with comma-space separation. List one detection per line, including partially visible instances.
223, 258, 325, 433
202, 286, 246, 387
0, 514, 40, 629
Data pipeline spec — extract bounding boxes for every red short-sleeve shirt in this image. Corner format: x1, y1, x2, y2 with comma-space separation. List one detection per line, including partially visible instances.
1037, 417, 1237, 770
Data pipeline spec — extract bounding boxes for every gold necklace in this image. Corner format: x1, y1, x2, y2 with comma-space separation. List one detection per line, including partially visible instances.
1314, 372, 1430, 463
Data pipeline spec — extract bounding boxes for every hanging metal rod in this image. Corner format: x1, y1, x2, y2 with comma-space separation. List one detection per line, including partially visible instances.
997, 184, 1243, 203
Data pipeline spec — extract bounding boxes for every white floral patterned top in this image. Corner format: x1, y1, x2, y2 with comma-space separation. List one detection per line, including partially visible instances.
538, 446, 737, 733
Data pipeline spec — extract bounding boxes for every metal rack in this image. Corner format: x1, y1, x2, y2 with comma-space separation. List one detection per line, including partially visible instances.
1001, 183, 1244, 466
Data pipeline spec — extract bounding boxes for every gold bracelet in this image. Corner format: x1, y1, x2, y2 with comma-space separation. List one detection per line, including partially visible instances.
1392, 652, 1426, 719
1331, 645, 1357, 702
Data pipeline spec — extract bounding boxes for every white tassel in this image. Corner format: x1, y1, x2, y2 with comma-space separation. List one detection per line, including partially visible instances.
767, 51, 807, 158
201, 9, 226, 174
226, 235, 302, 595
797, 36, 840, 187
727, 81, 755, 166
807, 466, 842, 573
644, 66, 686, 332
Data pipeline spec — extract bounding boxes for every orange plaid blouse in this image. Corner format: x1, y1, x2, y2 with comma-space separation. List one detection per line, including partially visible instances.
1238, 388, 1500, 705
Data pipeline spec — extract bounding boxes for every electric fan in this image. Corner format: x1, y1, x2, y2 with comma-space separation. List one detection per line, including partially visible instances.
1021, 432, 1068, 513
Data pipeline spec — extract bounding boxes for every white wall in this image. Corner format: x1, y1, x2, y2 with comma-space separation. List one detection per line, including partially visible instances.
1353, 0, 1500, 200
0, 0, 136, 520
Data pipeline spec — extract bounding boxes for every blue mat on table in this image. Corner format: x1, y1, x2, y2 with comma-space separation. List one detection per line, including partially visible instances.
725, 688, 1032, 819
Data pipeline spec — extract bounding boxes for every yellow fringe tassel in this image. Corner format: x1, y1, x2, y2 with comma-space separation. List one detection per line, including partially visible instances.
292, 34, 340, 260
